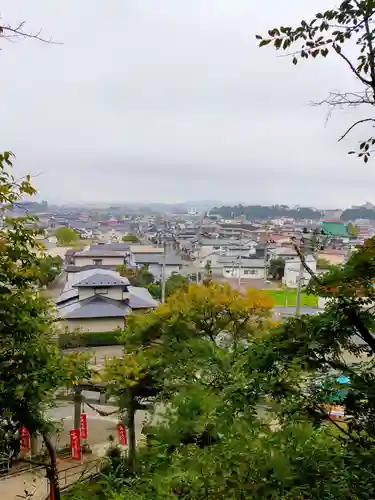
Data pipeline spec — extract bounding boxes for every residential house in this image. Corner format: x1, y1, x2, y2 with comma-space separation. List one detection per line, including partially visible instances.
130, 252, 184, 280
269, 247, 298, 260
219, 257, 265, 280
56, 268, 158, 332
282, 256, 317, 288
71, 249, 126, 268
317, 249, 347, 265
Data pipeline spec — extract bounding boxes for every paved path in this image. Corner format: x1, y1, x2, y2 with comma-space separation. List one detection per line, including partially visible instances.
0, 456, 101, 500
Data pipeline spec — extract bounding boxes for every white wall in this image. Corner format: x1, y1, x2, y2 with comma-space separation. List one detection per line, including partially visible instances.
78, 287, 126, 301
62, 317, 125, 332
147, 264, 181, 280
73, 255, 124, 267
282, 258, 317, 288
222, 266, 265, 279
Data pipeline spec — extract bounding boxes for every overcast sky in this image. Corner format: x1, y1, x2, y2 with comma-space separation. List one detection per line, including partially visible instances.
0, 0, 373, 207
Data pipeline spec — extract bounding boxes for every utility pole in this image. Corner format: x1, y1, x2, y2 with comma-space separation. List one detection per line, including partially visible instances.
161, 225, 167, 303
263, 231, 269, 283
196, 214, 204, 284
237, 231, 243, 289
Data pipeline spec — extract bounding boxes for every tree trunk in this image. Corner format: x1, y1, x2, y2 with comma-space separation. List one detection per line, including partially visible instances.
127, 397, 137, 472
30, 433, 38, 456
42, 431, 61, 500
73, 386, 82, 431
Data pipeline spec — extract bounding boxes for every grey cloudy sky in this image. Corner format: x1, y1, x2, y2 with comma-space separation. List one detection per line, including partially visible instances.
1, 0, 374, 207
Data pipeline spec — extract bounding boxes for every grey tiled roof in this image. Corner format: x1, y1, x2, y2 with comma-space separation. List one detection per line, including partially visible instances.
128, 286, 159, 309
73, 273, 130, 287
90, 243, 131, 252
134, 254, 183, 266
218, 257, 265, 268
58, 295, 131, 319
65, 264, 117, 273
74, 250, 125, 258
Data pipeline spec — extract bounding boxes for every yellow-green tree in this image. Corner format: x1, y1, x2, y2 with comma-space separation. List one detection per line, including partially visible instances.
103, 283, 274, 470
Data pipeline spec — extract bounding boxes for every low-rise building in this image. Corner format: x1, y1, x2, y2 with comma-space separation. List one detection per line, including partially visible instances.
282, 256, 316, 288
219, 257, 265, 280
56, 268, 158, 332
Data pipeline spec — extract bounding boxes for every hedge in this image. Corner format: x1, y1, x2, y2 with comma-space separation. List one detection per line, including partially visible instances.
59, 330, 122, 349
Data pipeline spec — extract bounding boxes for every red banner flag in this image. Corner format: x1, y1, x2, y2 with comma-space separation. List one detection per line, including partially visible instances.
20, 427, 30, 452
69, 429, 81, 460
116, 423, 127, 445
80, 413, 88, 439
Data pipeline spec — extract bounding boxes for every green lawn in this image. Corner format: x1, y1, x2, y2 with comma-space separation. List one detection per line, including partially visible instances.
265, 289, 318, 307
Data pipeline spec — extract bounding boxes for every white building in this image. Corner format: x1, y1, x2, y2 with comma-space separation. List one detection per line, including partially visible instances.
282, 256, 317, 288
219, 257, 265, 280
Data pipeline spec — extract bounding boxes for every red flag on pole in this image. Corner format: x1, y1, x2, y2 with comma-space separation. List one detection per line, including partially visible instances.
20, 427, 30, 452
69, 429, 81, 460
80, 414, 88, 439
116, 423, 127, 445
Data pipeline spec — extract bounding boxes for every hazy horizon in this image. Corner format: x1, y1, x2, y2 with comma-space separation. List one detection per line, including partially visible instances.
1, 0, 374, 208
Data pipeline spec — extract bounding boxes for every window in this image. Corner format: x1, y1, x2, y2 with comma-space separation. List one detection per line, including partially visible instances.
94, 287, 108, 295
244, 269, 257, 275
93, 259, 103, 266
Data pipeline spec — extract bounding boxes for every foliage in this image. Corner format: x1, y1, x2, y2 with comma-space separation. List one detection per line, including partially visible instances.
0, 155, 90, 499
59, 330, 122, 349
347, 221, 360, 237
117, 264, 154, 287
211, 204, 322, 220
269, 257, 285, 280
55, 226, 78, 246
204, 260, 212, 276
38, 255, 63, 287
147, 274, 189, 300
73, 257, 375, 499
122, 234, 139, 243
258, 0, 375, 161
317, 257, 331, 269
342, 206, 375, 221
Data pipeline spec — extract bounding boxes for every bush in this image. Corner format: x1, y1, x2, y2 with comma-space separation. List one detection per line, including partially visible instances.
59, 330, 122, 349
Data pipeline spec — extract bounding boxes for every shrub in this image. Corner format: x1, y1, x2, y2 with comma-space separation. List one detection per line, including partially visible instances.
59, 330, 122, 349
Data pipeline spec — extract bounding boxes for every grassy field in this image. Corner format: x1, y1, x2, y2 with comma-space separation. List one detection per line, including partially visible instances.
265, 289, 318, 307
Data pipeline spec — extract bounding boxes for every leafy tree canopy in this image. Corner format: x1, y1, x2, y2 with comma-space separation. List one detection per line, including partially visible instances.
147, 274, 189, 300
211, 204, 322, 220
258, 0, 375, 161
269, 257, 286, 280
55, 226, 78, 246
117, 264, 154, 287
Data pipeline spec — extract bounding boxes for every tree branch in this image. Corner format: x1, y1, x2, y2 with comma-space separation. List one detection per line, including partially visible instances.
0, 21, 61, 45
338, 118, 375, 142
291, 240, 323, 285
83, 397, 119, 417
333, 45, 372, 86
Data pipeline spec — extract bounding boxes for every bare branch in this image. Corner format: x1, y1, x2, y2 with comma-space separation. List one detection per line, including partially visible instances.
0, 21, 61, 45
338, 118, 375, 141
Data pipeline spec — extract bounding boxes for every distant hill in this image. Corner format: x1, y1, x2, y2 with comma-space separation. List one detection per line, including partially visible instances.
341, 207, 375, 221
211, 205, 323, 220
